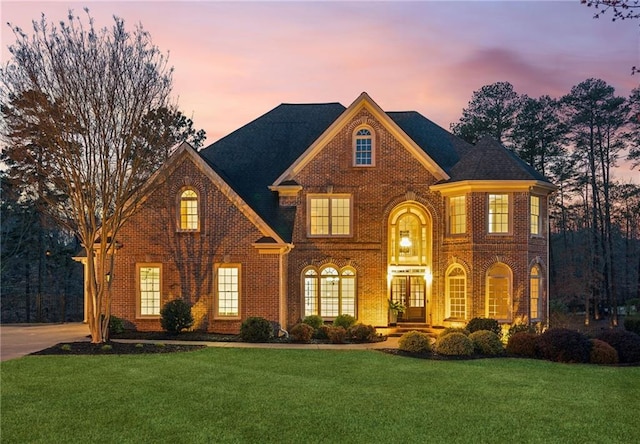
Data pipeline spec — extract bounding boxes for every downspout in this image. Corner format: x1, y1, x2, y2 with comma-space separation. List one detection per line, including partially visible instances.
278, 243, 294, 338
546, 193, 551, 329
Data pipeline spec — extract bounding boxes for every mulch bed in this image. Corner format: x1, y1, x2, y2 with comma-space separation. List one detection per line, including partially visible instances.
31, 341, 207, 356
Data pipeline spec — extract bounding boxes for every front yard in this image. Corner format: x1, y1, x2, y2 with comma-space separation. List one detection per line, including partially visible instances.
2, 348, 638, 443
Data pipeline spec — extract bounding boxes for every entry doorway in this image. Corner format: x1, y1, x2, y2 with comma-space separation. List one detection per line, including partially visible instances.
390, 275, 426, 322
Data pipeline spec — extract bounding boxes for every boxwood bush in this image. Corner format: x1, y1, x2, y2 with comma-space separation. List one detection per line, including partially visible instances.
536, 328, 591, 363
589, 339, 619, 365
466, 317, 501, 337
398, 331, 432, 353
333, 314, 356, 329
438, 327, 470, 337
313, 324, 330, 340
435, 332, 474, 356
506, 332, 538, 358
302, 315, 324, 330
327, 326, 347, 344
240, 317, 273, 343
160, 299, 194, 334
290, 323, 315, 343
348, 323, 377, 342
469, 330, 504, 355
596, 330, 640, 364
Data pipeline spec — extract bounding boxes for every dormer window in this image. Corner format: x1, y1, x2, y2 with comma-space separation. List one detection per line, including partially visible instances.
354, 127, 374, 166
179, 189, 199, 231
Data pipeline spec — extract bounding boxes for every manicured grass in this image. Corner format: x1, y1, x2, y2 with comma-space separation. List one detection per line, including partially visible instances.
2, 348, 638, 443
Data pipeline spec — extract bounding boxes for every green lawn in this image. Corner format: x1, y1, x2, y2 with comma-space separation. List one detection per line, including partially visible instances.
2, 348, 638, 443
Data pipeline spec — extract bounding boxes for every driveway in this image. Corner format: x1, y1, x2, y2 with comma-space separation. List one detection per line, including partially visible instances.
0, 323, 89, 361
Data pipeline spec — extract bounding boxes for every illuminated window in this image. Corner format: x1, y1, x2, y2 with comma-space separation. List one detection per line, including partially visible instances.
179, 189, 199, 231
216, 265, 240, 317
138, 265, 161, 316
488, 194, 509, 234
308, 195, 351, 236
303, 266, 356, 318
486, 263, 511, 320
354, 128, 373, 166
449, 195, 466, 235
530, 265, 542, 320
446, 265, 466, 319
530, 195, 541, 236
398, 213, 420, 261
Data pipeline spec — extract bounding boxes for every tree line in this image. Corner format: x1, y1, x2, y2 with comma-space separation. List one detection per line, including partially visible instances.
451, 80, 640, 325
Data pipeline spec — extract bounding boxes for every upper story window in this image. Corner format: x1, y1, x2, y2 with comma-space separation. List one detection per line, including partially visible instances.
179, 189, 199, 231
398, 213, 420, 261
488, 193, 509, 234
308, 194, 352, 237
448, 195, 466, 235
530, 195, 541, 236
354, 127, 374, 166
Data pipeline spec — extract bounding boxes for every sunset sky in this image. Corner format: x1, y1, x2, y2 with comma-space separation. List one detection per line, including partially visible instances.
2, 1, 639, 181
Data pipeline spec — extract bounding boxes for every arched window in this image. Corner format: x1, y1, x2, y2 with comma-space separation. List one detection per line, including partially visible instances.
388, 204, 430, 266
486, 263, 512, 320
303, 266, 357, 318
530, 265, 543, 321
179, 189, 199, 231
354, 127, 374, 166
446, 265, 466, 319
398, 212, 420, 261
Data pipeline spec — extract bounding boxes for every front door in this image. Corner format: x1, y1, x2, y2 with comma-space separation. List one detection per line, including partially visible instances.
391, 276, 426, 322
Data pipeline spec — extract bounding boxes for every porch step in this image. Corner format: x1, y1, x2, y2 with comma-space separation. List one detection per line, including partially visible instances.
388, 324, 443, 338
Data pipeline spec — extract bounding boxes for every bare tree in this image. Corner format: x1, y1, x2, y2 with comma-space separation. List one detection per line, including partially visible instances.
1, 10, 175, 342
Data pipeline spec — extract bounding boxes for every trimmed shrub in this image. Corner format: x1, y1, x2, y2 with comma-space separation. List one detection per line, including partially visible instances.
398, 331, 432, 353
469, 330, 504, 355
333, 314, 356, 330
240, 317, 273, 343
537, 328, 591, 363
435, 332, 474, 356
348, 323, 377, 342
302, 315, 324, 330
466, 317, 501, 337
597, 330, 640, 364
290, 323, 314, 343
506, 332, 538, 358
507, 322, 536, 340
160, 299, 194, 334
109, 315, 125, 335
589, 339, 619, 365
327, 326, 347, 344
624, 316, 640, 336
439, 327, 470, 337
314, 324, 330, 340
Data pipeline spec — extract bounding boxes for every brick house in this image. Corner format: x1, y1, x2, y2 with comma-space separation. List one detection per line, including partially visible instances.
91, 92, 555, 333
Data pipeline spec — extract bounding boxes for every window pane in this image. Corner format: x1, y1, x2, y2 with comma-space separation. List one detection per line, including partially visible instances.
530, 195, 540, 235
310, 198, 329, 235
321, 268, 339, 317
449, 196, 466, 234
355, 129, 372, 165
448, 267, 466, 319
218, 267, 239, 316
304, 273, 318, 316
489, 194, 509, 233
341, 275, 356, 316
140, 266, 160, 316
530, 267, 541, 320
180, 190, 198, 230
331, 198, 351, 235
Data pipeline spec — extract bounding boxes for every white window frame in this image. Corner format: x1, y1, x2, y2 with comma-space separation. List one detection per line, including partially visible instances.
137, 263, 162, 318
215, 264, 241, 319
448, 195, 466, 235
488, 193, 510, 234
353, 126, 375, 167
308, 194, 352, 237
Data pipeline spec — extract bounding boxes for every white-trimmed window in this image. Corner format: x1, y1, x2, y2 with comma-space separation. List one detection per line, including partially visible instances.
308, 195, 352, 236
303, 266, 356, 318
530, 265, 542, 321
530, 195, 541, 236
488, 194, 509, 234
216, 264, 240, 317
448, 195, 466, 235
179, 189, 199, 231
138, 264, 161, 317
446, 265, 466, 319
354, 127, 374, 166
486, 263, 512, 320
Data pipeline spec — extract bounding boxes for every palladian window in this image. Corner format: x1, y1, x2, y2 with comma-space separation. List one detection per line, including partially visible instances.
303, 266, 356, 318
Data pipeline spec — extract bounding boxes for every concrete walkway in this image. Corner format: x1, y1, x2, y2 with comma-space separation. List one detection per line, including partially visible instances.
0, 323, 399, 361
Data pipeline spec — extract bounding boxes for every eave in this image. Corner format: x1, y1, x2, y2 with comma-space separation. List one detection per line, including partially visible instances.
430, 180, 558, 196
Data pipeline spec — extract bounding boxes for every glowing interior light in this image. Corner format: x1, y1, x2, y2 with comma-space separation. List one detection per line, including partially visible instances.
400, 236, 412, 248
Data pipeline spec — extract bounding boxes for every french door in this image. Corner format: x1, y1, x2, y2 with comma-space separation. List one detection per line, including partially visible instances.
391, 275, 426, 322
